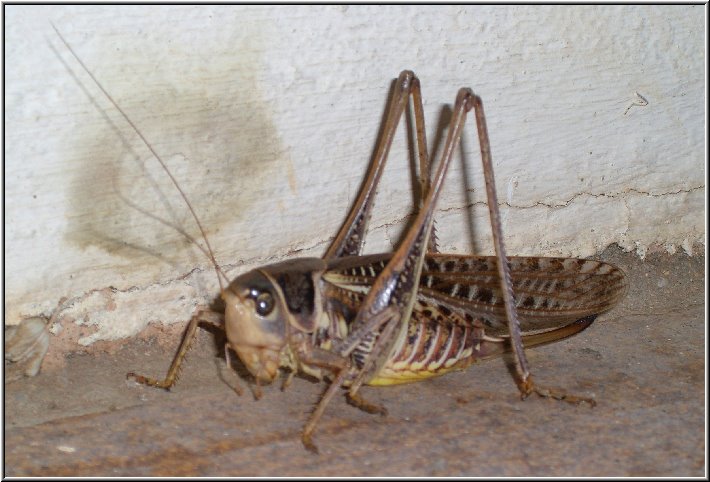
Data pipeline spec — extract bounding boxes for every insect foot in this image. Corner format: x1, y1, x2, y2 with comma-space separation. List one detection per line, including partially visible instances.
346, 392, 388, 416
519, 374, 597, 407
126, 372, 174, 391
302, 431, 320, 455
532, 384, 597, 407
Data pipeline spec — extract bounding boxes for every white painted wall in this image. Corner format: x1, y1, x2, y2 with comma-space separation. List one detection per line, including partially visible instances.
3, 5, 705, 346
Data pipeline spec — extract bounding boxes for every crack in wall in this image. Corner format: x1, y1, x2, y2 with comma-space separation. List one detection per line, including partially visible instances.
49, 235, 334, 336
364, 184, 704, 232
480, 185, 704, 210
45, 184, 706, 310
41, 183, 702, 347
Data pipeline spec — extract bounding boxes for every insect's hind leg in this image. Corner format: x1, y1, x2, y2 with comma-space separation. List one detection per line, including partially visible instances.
341, 88, 481, 418
127, 307, 224, 390
324, 70, 431, 260
412, 80, 440, 255
470, 94, 594, 407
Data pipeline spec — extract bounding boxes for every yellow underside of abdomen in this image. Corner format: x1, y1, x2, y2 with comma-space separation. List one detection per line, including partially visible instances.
366, 358, 476, 386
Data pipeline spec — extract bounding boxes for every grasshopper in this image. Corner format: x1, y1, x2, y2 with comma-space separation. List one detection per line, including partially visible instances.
56, 28, 627, 453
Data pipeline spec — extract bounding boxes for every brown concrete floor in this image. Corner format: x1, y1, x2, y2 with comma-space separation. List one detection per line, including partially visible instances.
3, 245, 705, 476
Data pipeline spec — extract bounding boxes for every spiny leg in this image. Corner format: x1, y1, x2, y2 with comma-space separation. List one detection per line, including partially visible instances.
345, 309, 401, 416
341, 88, 477, 413
302, 79, 533, 452
333, 307, 399, 415
410, 83, 439, 254
324, 70, 430, 260
470, 95, 595, 406
127, 307, 224, 390
338, 87, 478, 355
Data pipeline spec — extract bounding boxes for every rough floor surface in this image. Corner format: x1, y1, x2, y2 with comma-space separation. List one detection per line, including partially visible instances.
3, 245, 705, 476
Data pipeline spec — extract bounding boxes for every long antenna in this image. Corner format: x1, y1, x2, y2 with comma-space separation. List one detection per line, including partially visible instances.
51, 23, 228, 292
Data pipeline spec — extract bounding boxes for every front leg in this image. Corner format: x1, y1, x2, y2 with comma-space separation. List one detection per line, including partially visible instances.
127, 307, 224, 390
293, 346, 350, 453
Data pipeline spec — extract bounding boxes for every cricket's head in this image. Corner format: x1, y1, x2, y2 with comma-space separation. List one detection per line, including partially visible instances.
222, 269, 288, 383
221, 258, 325, 383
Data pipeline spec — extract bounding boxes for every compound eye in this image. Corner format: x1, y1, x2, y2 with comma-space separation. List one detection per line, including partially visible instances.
255, 291, 274, 317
